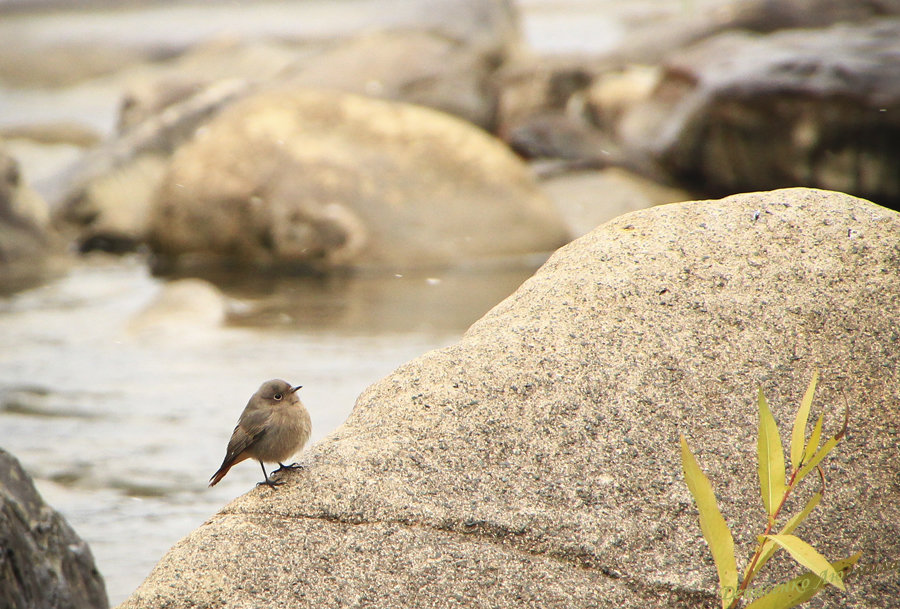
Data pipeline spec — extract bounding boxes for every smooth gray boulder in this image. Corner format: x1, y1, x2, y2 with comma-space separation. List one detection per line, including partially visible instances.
147, 88, 570, 272
0, 447, 108, 609
121, 188, 898, 608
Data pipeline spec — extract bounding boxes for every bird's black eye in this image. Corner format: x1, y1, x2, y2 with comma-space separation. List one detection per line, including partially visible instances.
273, 393, 283, 401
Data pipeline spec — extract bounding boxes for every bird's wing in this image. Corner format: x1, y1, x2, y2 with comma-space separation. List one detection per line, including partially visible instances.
223, 407, 271, 463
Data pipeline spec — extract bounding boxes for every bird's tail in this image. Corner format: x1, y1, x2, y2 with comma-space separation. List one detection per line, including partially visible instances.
209, 451, 251, 487
208, 464, 232, 487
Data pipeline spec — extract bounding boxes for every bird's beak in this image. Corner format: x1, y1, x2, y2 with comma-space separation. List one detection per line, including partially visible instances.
291, 385, 302, 393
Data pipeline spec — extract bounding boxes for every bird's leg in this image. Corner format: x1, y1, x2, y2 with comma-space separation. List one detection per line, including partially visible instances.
271, 461, 305, 476
256, 460, 282, 488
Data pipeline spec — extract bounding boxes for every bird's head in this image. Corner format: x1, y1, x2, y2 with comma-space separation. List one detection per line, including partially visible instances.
256, 379, 302, 404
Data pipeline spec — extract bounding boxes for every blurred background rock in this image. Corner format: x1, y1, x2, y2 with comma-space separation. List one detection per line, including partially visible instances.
0, 0, 897, 605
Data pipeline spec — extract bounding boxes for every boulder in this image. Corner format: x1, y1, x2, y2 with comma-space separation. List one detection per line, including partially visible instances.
59, 153, 168, 253
539, 167, 691, 237
0, 147, 65, 292
595, 0, 900, 65
48, 78, 250, 211
0, 447, 108, 609
494, 59, 664, 179
283, 29, 505, 131
36, 0, 522, 230
114, 39, 306, 134
120, 188, 899, 608
496, 57, 602, 160
620, 19, 900, 209
57, 25, 511, 249
115, 27, 508, 138
147, 88, 570, 272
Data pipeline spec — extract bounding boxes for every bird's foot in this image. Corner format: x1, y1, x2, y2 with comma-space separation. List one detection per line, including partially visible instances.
271, 462, 305, 475
256, 478, 283, 488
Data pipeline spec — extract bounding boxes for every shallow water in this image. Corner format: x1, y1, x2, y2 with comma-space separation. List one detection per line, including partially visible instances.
0, 256, 537, 604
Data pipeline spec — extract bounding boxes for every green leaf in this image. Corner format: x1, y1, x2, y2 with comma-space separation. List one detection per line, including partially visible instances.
796, 436, 839, 483
790, 371, 818, 470
748, 493, 822, 580
762, 534, 846, 591
802, 411, 825, 465
743, 551, 861, 609
680, 435, 738, 608
758, 389, 786, 518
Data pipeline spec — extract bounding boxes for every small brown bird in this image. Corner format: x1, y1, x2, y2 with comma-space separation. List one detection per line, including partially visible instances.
209, 379, 311, 488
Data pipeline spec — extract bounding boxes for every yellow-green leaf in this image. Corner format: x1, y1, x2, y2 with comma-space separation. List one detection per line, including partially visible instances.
758, 389, 786, 518
762, 534, 846, 591
680, 435, 738, 607
796, 435, 839, 483
797, 398, 848, 481
747, 493, 822, 580
744, 551, 861, 609
790, 371, 818, 469
802, 411, 825, 465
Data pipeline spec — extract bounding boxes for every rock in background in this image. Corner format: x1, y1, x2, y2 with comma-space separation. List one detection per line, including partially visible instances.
3, 0, 527, 267
0, 447, 108, 609
147, 88, 569, 272
619, 19, 900, 207
8, 0, 900, 275
118, 188, 900, 609
538, 167, 690, 238
0, 147, 66, 292
497, 1, 900, 212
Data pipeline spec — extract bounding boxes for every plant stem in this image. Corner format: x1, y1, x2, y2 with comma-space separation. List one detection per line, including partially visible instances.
725, 467, 801, 609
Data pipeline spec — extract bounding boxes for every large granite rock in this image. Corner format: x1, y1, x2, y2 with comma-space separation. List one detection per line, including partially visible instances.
0, 447, 108, 609
620, 19, 900, 209
147, 88, 569, 272
120, 188, 899, 608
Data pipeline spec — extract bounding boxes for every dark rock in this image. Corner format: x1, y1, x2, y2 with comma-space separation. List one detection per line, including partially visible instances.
620, 19, 900, 209
0, 447, 108, 609
603, 0, 900, 65
496, 58, 602, 159
119, 188, 900, 608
